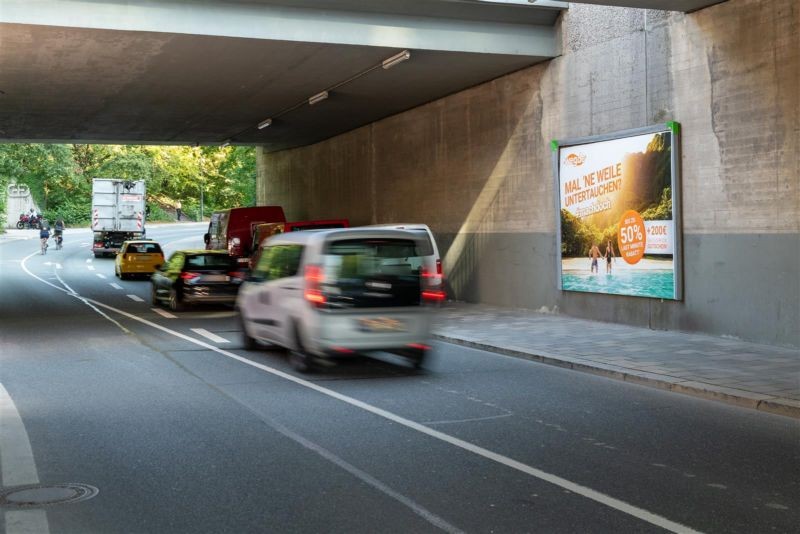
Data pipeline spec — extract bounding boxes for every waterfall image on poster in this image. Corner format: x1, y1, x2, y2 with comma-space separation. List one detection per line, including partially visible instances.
558, 130, 677, 299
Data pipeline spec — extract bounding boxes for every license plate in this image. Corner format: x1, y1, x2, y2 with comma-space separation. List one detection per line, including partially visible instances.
358, 317, 406, 332
202, 275, 229, 282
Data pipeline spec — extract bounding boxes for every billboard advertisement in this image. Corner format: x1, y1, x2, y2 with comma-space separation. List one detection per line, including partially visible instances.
554, 124, 681, 299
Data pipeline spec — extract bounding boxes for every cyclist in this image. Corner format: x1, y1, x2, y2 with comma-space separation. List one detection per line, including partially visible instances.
53, 218, 65, 250
40, 225, 50, 255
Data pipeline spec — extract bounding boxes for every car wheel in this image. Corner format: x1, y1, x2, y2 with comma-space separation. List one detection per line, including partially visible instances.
239, 313, 257, 350
289, 327, 313, 373
410, 348, 427, 370
169, 288, 183, 312
151, 285, 159, 305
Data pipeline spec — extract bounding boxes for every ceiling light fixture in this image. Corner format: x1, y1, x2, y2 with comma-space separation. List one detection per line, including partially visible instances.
382, 50, 411, 70
248, 49, 413, 137
308, 91, 329, 106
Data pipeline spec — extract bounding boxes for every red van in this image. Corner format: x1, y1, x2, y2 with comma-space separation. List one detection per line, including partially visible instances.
248, 219, 349, 267
204, 206, 286, 265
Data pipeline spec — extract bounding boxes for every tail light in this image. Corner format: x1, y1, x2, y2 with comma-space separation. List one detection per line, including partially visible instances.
93, 242, 103, 248
304, 265, 326, 307
421, 266, 445, 302
422, 290, 446, 302
181, 272, 201, 281
228, 237, 242, 256
228, 270, 247, 281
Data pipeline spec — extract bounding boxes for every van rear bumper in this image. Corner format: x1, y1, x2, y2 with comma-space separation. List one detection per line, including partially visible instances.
307, 308, 432, 356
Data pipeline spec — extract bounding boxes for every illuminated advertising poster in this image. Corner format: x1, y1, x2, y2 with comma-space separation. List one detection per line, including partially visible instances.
555, 124, 681, 299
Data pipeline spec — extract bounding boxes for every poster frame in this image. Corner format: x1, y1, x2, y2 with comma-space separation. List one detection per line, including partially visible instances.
551, 122, 682, 300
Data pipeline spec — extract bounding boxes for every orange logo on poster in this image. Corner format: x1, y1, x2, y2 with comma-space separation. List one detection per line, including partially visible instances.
564, 153, 586, 166
617, 210, 646, 265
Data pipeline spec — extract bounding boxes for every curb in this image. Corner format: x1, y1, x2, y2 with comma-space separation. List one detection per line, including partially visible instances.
433, 333, 800, 420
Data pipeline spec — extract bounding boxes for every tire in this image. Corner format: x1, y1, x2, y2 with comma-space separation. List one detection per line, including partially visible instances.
239, 313, 257, 351
289, 326, 313, 373
410, 348, 427, 370
168, 288, 183, 312
115, 266, 120, 278
16, 221, 23, 229
151, 284, 159, 305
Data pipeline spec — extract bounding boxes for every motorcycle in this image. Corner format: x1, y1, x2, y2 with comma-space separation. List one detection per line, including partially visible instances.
16, 213, 42, 229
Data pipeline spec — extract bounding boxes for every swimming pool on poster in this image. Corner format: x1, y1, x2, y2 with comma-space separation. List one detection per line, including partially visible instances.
562, 270, 675, 299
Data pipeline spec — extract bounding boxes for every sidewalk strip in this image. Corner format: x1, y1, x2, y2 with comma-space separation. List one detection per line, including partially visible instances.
126, 294, 144, 302
109, 283, 123, 290
0, 383, 40, 486
190, 328, 229, 343
152, 308, 177, 319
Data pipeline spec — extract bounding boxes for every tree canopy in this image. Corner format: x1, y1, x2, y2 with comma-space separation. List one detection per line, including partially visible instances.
0, 144, 256, 225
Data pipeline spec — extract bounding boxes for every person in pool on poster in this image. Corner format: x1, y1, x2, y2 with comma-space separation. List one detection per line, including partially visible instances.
589, 243, 602, 273
605, 240, 616, 273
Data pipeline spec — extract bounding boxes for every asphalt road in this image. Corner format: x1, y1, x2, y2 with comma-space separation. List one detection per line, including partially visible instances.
1, 224, 798, 534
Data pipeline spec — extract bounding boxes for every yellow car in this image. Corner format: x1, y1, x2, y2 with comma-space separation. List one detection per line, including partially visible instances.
115, 240, 165, 280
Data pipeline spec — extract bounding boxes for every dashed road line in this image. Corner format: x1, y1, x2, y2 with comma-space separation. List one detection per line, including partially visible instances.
87, 265, 95, 271
55, 263, 62, 270
0, 383, 40, 486
127, 294, 144, 302
20, 254, 705, 534
85, 258, 92, 263
151, 308, 177, 319
4, 510, 50, 534
96, 273, 106, 279
190, 328, 230, 344
110, 283, 123, 290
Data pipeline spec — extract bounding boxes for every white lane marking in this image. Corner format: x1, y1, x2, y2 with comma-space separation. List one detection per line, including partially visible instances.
422, 413, 514, 426
48, 257, 131, 335
18, 259, 703, 534
81, 242, 89, 246
43, 262, 52, 266
96, 273, 107, 279
87, 265, 95, 271
55, 263, 62, 270
0, 383, 40, 487
190, 328, 229, 344
152, 308, 177, 319
110, 283, 123, 290
127, 294, 144, 302
85, 258, 92, 263
4, 510, 50, 534
265, 416, 463, 534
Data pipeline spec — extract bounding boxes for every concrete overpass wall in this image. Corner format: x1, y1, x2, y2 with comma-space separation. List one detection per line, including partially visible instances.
257, 0, 800, 348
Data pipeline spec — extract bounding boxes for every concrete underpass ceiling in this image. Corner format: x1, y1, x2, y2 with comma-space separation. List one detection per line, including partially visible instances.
0, 0, 725, 151
0, 0, 563, 151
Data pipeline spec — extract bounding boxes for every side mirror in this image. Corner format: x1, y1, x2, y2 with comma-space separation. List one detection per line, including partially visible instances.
203, 233, 210, 244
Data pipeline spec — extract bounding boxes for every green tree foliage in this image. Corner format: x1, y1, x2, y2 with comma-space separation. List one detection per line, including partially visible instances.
0, 144, 257, 225
561, 209, 603, 257
640, 187, 672, 221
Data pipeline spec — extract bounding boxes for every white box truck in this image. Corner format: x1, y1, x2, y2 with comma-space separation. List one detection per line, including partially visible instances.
91, 178, 146, 257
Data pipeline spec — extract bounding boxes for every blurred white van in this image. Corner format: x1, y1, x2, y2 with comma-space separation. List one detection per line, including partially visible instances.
237, 228, 439, 372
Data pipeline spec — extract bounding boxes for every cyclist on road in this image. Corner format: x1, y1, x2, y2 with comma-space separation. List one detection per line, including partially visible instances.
40, 226, 50, 255
54, 218, 65, 249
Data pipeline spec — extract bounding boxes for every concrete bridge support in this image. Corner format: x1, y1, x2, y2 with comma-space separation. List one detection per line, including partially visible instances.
260, 0, 799, 347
